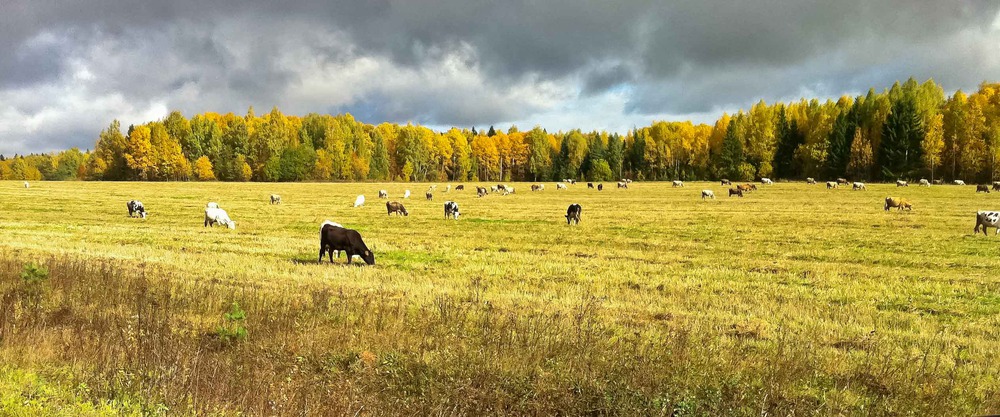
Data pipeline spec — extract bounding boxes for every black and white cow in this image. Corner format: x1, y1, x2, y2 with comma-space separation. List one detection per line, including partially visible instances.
126, 200, 147, 218
974, 211, 1000, 236
565, 204, 582, 225
444, 201, 460, 220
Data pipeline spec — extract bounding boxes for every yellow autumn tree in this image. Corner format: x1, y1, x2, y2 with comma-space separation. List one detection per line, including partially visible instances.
194, 156, 216, 180
125, 125, 154, 179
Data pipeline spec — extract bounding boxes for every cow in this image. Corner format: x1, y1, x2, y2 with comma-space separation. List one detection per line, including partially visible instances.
504, 186, 515, 195
477, 187, 488, 197
491, 185, 499, 193
563, 179, 577, 185
933, 179, 944, 185
977, 185, 991, 193
806, 178, 816, 184
896, 180, 908, 187
761, 178, 773, 185
587, 182, 594, 189
974, 211, 1000, 236
204, 207, 236, 229
826, 181, 838, 189
378, 190, 388, 199
737, 184, 751, 193
852, 182, 867, 191
557, 183, 568, 190
994, 184, 1000, 192
597, 184, 603, 191
537, 184, 545, 191
728, 188, 743, 197
531, 184, 542, 192
837, 178, 848, 185
565, 204, 582, 224
444, 201, 460, 220
617, 181, 628, 189
126, 200, 147, 218
319, 224, 374, 265
425, 191, 433, 200
445, 184, 451, 192
353, 195, 365, 207
884, 197, 913, 211
496, 184, 508, 193
23, 181, 29, 189
919, 179, 930, 186
701, 190, 715, 199
270, 194, 282, 204
386, 201, 408, 216
721, 179, 731, 185
621, 178, 633, 184
206, 202, 220, 209
954, 180, 967, 186
319, 220, 344, 259
404, 190, 411, 199
456, 185, 465, 190
672, 180, 684, 187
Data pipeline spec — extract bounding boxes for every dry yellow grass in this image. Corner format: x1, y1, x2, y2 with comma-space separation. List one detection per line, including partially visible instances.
0, 180, 999, 415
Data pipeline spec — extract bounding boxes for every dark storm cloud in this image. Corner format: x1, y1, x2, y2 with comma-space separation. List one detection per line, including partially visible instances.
1, 0, 998, 154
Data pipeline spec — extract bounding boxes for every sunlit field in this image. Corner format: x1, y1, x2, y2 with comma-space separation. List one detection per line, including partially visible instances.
1, 180, 999, 416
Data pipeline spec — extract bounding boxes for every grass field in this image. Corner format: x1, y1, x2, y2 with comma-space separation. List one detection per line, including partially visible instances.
1, 180, 999, 415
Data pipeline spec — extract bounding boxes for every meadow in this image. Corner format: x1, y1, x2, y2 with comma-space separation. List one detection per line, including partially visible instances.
0, 180, 999, 416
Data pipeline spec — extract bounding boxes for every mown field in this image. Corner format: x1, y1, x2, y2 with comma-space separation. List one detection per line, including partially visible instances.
0, 180, 999, 416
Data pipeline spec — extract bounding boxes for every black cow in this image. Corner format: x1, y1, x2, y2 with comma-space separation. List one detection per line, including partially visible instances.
728, 188, 743, 197
319, 224, 375, 265
386, 201, 408, 216
455, 185, 465, 190
126, 200, 147, 218
426, 191, 433, 200
587, 182, 594, 189
565, 203, 582, 225
477, 186, 488, 197
597, 184, 603, 191
977, 184, 991, 193
444, 201, 460, 219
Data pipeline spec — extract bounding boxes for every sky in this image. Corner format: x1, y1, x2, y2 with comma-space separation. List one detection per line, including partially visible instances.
1, 0, 999, 155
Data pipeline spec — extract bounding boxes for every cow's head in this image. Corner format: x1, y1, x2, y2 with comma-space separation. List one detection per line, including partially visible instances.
227, 221, 237, 230
361, 249, 375, 265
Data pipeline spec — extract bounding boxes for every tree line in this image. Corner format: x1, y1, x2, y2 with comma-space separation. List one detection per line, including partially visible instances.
3, 78, 999, 183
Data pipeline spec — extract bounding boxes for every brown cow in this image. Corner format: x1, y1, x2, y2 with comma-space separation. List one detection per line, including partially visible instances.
386, 201, 408, 216
728, 188, 743, 197
884, 197, 913, 211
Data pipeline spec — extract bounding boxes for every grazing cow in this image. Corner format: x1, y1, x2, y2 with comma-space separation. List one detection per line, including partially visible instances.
23, 181, 29, 188
353, 195, 365, 207
993, 184, 1000, 192
672, 180, 684, 187
974, 211, 1000, 236
504, 186, 515, 195
826, 181, 838, 189
319, 220, 344, 258
565, 204, 582, 225
884, 197, 913, 211
597, 184, 603, 191
761, 178, 773, 185
270, 194, 282, 204
557, 183, 568, 190
852, 182, 867, 191
538, 184, 545, 191
404, 190, 411, 199
737, 184, 750, 192
587, 182, 594, 189
919, 179, 930, 186
806, 178, 816, 184
896, 180, 908, 187
425, 191, 433, 200
977, 185, 990, 193
562, 179, 576, 185
728, 188, 743, 197
477, 187, 488, 197
933, 179, 944, 185
126, 200, 147, 218
531, 184, 541, 192
740, 183, 757, 191
444, 201, 460, 220
617, 181, 628, 189
701, 190, 715, 199
721, 179, 731, 185
386, 201, 408, 216
204, 207, 236, 229
378, 190, 388, 199
490, 185, 499, 193
954, 180, 967, 186
445, 184, 451, 192
319, 224, 374, 265
837, 178, 848, 185
456, 185, 465, 190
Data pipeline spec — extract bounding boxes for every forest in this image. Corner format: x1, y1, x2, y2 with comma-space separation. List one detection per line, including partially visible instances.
3, 78, 999, 183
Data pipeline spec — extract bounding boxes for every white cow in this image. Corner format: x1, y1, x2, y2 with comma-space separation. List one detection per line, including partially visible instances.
206, 202, 220, 209
761, 178, 773, 185
919, 179, 931, 186
954, 180, 967, 186
672, 180, 684, 187
445, 184, 451, 192
538, 184, 545, 191
556, 183, 567, 190
975, 211, 1000, 236
353, 195, 365, 207
23, 181, 29, 189
852, 182, 867, 191
896, 180, 908, 187
701, 190, 715, 199
204, 207, 236, 229
403, 190, 411, 199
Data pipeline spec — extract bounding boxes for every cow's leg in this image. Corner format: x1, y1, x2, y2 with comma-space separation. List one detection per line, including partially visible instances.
346, 250, 354, 264
319, 246, 325, 263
